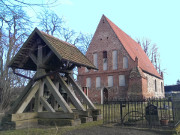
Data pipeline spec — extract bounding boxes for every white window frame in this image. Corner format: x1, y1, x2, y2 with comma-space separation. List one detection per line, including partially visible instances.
155, 79, 157, 92
119, 75, 125, 86
112, 50, 118, 70
123, 56, 128, 69
96, 77, 101, 88
86, 77, 91, 88
108, 76, 113, 87
161, 82, 163, 93
93, 53, 98, 69
103, 59, 108, 71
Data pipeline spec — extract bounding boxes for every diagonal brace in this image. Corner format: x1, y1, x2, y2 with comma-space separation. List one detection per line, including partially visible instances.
16, 81, 40, 113
68, 75, 96, 109
44, 76, 73, 113
57, 75, 85, 111
40, 96, 55, 112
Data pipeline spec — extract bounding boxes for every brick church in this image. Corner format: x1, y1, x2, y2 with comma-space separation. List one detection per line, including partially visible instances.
78, 15, 164, 104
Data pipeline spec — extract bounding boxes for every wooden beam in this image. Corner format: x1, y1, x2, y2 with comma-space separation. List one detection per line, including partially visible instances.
40, 96, 55, 112
44, 76, 73, 113
68, 75, 96, 110
38, 112, 79, 119
34, 69, 71, 81
57, 75, 85, 111
18, 44, 37, 68
16, 81, 40, 113
11, 113, 38, 121
8, 73, 37, 114
43, 51, 53, 64
34, 80, 44, 112
34, 44, 45, 112
29, 53, 37, 65
51, 82, 59, 110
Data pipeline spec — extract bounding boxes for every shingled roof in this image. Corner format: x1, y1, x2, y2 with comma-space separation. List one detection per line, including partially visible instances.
8, 28, 96, 70
104, 15, 162, 79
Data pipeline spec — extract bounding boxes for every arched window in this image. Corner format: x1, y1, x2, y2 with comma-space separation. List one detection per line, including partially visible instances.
108, 76, 113, 87
96, 77, 101, 88
93, 53, 98, 68
123, 56, 128, 69
86, 78, 91, 88
155, 80, 157, 92
103, 51, 107, 70
161, 82, 163, 93
119, 75, 125, 86
112, 50, 118, 70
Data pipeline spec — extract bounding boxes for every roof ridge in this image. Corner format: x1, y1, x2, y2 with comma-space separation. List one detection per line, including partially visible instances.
39, 30, 76, 48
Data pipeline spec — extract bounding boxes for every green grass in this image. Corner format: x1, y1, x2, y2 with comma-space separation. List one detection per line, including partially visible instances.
0, 120, 103, 135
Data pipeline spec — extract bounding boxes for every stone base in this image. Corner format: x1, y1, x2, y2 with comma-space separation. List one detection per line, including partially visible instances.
80, 117, 93, 123
2, 119, 38, 130
93, 115, 102, 121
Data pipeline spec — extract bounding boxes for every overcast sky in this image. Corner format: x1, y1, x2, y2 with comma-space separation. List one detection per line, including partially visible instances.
27, 0, 180, 85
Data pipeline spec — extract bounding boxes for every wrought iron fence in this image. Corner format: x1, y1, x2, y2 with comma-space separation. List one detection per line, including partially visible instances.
103, 98, 180, 128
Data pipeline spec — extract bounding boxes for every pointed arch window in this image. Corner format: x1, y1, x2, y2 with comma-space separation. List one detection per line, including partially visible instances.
103, 51, 107, 70
123, 56, 128, 69
112, 50, 118, 70
108, 76, 113, 87
119, 75, 125, 86
96, 77, 101, 88
155, 80, 157, 92
161, 82, 163, 93
93, 53, 98, 69
86, 78, 91, 88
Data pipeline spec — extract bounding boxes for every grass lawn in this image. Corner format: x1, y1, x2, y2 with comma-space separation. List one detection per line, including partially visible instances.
0, 120, 103, 135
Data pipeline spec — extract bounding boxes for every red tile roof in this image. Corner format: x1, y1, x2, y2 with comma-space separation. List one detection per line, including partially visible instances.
104, 15, 162, 79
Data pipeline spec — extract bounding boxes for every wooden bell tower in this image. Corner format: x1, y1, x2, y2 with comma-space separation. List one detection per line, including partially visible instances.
3, 28, 101, 130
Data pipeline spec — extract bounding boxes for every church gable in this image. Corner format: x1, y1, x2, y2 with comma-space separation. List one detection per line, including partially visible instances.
104, 15, 162, 79
87, 15, 124, 54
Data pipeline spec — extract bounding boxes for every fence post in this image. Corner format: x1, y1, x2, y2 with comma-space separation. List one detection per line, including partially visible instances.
120, 101, 123, 124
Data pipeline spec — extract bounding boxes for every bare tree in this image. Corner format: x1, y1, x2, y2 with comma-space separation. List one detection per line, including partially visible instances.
0, 5, 32, 110
75, 33, 93, 54
38, 9, 63, 35
38, 10, 80, 46
61, 28, 77, 44
136, 38, 161, 73
0, 0, 58, 11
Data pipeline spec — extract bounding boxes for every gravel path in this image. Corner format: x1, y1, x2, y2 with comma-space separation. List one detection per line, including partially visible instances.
63, 126, 162, 135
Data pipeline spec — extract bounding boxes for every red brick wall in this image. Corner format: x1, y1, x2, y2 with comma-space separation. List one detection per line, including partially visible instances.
77, 15, 164, 103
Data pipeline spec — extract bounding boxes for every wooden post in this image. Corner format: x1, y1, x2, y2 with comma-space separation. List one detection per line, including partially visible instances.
34, 80, 44, 112
34, 44, 45, 112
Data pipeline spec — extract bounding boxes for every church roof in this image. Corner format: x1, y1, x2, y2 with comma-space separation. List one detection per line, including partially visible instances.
104, 15, 162, 79
8, 28, 96, 71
